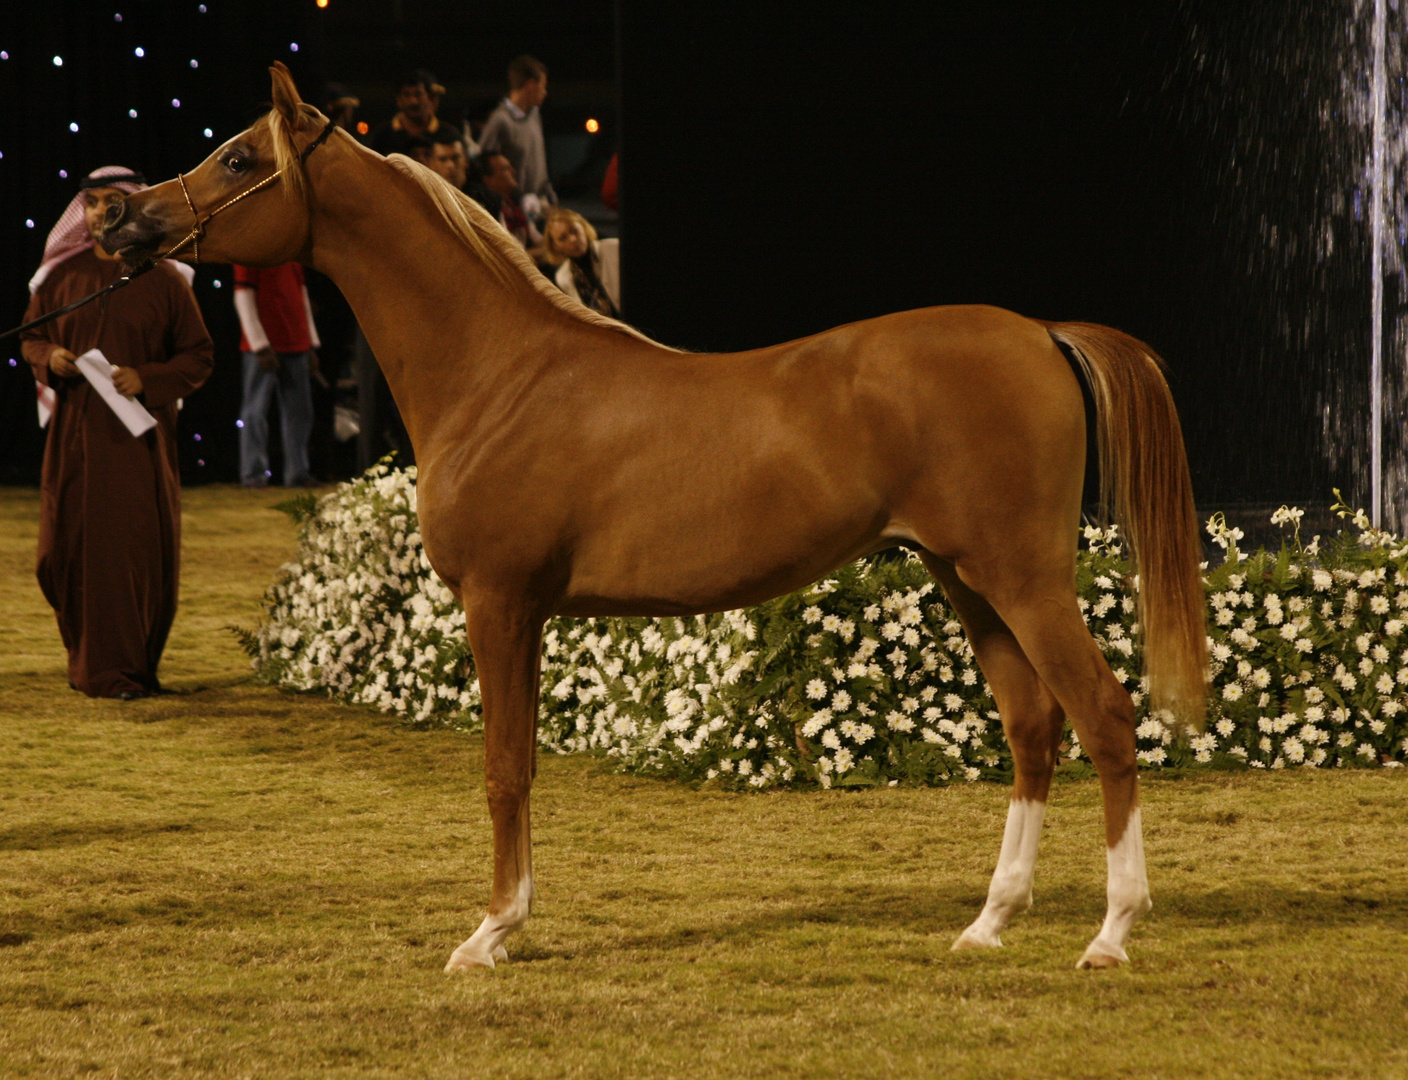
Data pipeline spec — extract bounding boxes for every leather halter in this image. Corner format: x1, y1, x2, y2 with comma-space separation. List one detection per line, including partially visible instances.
161, 116, 339, 265
0, 117, 338, 340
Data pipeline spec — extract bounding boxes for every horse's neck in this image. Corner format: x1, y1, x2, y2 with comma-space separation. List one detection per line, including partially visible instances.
308, 153, 569, 452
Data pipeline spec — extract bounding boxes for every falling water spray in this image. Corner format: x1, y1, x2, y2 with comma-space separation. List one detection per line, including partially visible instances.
1370, 0, 1386, 527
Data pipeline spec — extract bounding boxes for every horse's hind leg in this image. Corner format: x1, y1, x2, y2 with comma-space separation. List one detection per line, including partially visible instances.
445, 599, 544, 972
972, 571, 1151, 969
923, 557, 1065, 951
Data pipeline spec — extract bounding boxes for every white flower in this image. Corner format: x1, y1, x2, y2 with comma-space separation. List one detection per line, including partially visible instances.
820, 729, 842, 751
833, 747, 854, 772
1136, 718, 1166, 741
886, 710, 915, 733
1312, 569, 1333, 592
831, 689, 852, 712
805, 679, 828, 700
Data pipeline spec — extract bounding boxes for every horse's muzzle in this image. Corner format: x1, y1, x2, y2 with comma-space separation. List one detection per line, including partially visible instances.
100, 205, 170, 263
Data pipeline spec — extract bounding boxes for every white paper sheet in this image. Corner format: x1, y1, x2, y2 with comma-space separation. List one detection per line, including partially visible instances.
75, 348, 157, 437
36, 380, 56, 428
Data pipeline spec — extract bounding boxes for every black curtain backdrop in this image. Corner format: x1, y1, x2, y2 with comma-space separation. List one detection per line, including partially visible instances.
618, 0, 1378, 511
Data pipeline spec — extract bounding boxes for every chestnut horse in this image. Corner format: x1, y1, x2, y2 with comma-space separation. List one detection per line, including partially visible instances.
105, 66, 1205, 971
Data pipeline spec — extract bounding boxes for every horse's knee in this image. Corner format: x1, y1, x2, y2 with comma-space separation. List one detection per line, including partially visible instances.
485, 775, 531, 819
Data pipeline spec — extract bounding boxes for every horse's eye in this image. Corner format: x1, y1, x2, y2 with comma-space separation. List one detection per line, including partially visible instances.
225, 154, 247, 174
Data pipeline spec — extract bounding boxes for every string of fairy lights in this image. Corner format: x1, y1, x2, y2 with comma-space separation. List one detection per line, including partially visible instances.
2, 4, 316, 475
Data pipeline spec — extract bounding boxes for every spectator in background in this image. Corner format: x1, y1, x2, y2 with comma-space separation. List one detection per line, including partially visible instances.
463, 156, 503, 219
472, 151, 540, 249
234, 262, 320, 489
431, 134, 470, 191
323, 82, 361, 134
479, 55, 556, 217
404, 132, 436, 168
370, 69, 450, 157
542, 206, 619, 317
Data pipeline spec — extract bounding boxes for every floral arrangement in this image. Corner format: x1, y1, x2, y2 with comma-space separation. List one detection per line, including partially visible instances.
240, 468, 1408, 788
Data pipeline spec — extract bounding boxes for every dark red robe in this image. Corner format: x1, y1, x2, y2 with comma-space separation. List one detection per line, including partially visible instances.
21, 251, 214, 698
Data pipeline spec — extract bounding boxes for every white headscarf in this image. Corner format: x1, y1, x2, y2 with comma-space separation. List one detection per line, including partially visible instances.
28, 165, 195, 293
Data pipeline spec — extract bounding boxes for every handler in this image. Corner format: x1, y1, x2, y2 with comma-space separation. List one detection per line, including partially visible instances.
21, 165, 214, 700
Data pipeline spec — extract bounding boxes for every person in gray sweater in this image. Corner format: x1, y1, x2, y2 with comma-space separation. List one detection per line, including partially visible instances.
478, 55, 557, 216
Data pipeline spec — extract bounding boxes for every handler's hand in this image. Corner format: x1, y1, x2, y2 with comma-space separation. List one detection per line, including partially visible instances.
256, 346, 280, 373
47, 347, 79, 378
111, 366, 143, 398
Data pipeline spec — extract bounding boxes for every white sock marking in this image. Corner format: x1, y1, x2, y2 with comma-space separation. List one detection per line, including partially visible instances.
1079, 807, 1151, 966
954, 798, 1046, 948
445, 869, 534, 971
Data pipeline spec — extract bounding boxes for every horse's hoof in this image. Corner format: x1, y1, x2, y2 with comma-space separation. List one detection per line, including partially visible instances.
1076, 943, 1127, 970
444, 946, 496, 973
951, 926, 1002, 951
492, 945, 508, 963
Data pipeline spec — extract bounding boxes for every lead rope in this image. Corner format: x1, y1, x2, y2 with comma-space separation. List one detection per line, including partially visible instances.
1, 117, 338, 340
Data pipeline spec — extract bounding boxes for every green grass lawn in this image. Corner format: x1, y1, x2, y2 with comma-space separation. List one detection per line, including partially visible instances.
1, 484, 1406, 1079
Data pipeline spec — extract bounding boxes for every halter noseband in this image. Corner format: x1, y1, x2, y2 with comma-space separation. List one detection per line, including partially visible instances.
162, 116, 338, 265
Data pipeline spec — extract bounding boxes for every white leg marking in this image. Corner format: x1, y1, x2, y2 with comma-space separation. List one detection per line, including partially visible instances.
953, 798, 1046, 950
1077, 807, 1152, 969
444, 872, 534, 972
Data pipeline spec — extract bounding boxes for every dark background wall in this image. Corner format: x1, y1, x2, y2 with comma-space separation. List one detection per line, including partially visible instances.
619, 0, 1386, 514
1, 1, 1391, 518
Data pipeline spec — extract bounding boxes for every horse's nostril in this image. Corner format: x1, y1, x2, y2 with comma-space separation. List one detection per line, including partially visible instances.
104, 201, 126, 228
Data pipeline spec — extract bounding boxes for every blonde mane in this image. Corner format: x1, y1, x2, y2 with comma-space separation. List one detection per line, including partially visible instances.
265, 109, 310, 203
384, 155, 675, 351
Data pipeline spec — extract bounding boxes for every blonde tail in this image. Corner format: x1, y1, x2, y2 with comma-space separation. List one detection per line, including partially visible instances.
1047, 321, 1206, 723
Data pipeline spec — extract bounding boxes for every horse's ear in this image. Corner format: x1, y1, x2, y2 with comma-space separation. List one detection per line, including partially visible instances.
269, 62, 309, 130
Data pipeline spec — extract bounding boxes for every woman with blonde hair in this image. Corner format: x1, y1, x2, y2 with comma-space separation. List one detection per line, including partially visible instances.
542, 207, 620, 318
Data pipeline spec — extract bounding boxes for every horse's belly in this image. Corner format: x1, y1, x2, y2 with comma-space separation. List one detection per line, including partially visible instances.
556, 509, 884, 618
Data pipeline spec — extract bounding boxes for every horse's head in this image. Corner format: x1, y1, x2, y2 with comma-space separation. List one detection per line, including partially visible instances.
102, 63, 331, 268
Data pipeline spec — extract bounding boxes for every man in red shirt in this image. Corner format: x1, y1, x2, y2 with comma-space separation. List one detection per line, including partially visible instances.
233, 262, 320, 487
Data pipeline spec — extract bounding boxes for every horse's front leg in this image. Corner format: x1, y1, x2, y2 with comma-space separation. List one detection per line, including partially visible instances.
445, 600, 545, 972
